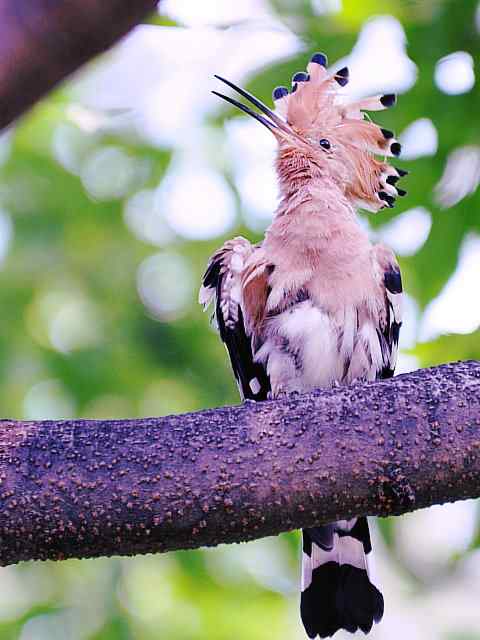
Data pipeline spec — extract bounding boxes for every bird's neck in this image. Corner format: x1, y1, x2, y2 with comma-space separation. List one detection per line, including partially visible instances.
275, 147, 316, 200
275, 174, 353, 221
267, 173, 366, 268
275, 148, 349, 215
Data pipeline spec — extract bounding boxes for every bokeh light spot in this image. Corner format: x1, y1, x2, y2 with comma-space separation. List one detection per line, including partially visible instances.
335, 16, 417, 98
311, 0, 342, 15
137, 252, 193, 321
0, 208, 13, 266
377, 207, 432, 257
435, 145, 480, 208
20, 614, 72, 640
52, 122, 96, 175
124, 189, 175, 247
48, 298, 104, 354
420, 233, 480, 340
0, 128, 13, 167
23, 379, 76, 420
399, 118, 438, 160
156, 162, 236, 240
27, 288, 104, 354
435, 51, 475, 95
81, 146, 149, 200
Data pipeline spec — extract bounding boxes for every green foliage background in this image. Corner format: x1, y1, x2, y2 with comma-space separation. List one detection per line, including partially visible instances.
0, 0, 478, 638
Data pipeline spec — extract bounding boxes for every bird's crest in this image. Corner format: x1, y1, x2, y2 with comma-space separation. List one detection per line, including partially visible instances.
213, 52, 408, 213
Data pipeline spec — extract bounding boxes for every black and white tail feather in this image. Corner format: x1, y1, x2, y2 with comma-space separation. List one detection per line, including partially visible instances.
301, 519, 383, 638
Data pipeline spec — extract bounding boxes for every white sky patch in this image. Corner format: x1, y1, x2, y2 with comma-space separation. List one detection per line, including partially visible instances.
225, 118, 277, 168
155, 160, 236, 240
399, 118, 438, 160
461, 546, 480, 584
225, 118, 278, 228
78, 24, 301, 147
334, 15, 417, 99
204, 537, 295, 594
398, 293, 419, 350
435, 51, 475, 95
161, 0, 272, 26
395, 353, 419, 375
419, 233, 480, 340
435, 145, 480, 208
395, 500, 478, 578
237, 165, 279, 230
0, 567, 46, 621
376, 207, 432, 256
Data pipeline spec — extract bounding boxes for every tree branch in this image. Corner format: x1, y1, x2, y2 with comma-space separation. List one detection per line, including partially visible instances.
0, 361, 478, 566
0, 0, 159, 131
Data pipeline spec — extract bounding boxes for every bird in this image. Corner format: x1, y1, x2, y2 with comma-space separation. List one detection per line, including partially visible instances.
199, 52, 405, 638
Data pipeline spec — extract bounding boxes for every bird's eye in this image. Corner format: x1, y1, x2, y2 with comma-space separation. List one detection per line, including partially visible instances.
319, 138, 331, 150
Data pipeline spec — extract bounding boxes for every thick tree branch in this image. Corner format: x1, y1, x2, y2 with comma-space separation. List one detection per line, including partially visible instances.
0, 0, 159, 130
0, 360, 478, 566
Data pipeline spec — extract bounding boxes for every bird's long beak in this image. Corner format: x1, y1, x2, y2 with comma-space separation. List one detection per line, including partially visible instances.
212, 75, 291, 136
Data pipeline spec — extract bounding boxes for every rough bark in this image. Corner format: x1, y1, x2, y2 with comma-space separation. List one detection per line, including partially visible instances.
0, 360, 479, 566
0, 0, 159, 130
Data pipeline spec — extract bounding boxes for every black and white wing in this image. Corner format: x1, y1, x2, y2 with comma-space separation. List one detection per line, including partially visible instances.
374, 244, 403, 379
199, 237, 271, 401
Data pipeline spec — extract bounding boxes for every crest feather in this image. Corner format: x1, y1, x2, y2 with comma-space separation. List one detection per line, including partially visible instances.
271, 52, 407, 212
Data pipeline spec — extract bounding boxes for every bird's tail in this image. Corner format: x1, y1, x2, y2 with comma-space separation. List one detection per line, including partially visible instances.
300, 517, 384, 638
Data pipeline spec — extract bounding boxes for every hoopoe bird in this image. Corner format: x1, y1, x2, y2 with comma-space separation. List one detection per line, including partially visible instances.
199, 52, 406, 638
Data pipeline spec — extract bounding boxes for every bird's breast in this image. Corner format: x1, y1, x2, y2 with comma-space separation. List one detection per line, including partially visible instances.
254, 296, 383, 397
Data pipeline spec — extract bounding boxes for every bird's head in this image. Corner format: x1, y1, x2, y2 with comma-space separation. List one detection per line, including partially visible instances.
213, 53, 407, 212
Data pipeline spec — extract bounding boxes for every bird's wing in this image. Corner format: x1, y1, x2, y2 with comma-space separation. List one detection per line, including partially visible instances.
373, 244, 403, 379
199, 237, 271, 401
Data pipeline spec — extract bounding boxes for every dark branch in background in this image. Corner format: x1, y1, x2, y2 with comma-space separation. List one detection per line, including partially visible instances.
0, 0, 159, 130
0, 361, 478, 566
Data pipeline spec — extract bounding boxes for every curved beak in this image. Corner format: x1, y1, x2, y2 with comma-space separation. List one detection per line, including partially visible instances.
212, 75, 292, 138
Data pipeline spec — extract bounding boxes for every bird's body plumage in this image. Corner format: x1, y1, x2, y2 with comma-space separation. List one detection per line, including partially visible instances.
200, 53, 406, 638
200, 203, 401, 398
